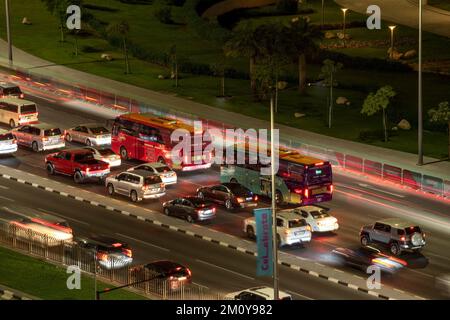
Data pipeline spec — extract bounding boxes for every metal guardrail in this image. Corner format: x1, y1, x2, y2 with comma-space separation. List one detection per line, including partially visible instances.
1, 65, 449, 199
0, 221, 224, 300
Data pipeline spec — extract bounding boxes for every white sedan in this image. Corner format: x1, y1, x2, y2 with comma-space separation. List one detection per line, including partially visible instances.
225, 286, 292, 300
127, 162, 177, 185
83, 147, 121, 168
284, 205, 339, 232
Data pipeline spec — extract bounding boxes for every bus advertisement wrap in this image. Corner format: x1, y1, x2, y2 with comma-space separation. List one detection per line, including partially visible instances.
254, 208, 273, 277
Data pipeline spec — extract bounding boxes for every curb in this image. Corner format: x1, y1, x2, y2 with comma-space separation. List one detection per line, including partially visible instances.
0, 288, 33, 300
1, 172, 425, 300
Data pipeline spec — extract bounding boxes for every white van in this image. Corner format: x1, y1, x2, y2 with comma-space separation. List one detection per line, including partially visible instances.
0, 129, 17, 155
0, 97, 38, 128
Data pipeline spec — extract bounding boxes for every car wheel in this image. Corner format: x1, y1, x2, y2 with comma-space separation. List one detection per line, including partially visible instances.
275, 190, 283, 205
107, 183, 115, 196
225, 199, 233, 211
73, 171, 83, 184
230, 178, 238, 183
120, 146, 128, 160
65, 134, 72, 142
390, 242, 401, 256
197, 191, 204, 199
32, 141, 39, 152
413, 248, 422, 254
360, 234, 370, 246
186, 215, 194, 223
86, 139, 92, 146
130, 190, 138, 202
9, 119, 15, 128
164, 207, 171, 216
46, 163, 55, 175
246, 226, 255, 239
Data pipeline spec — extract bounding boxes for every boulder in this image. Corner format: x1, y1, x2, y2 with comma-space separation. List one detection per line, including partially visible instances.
101, 53, 113, 61
337, 32, 351, 40
389, 49, 404, 60
277, 81, 288, 90
397, 119, 411, 130
403, 49, 417, 59
22, 17, 32, 25
324, 32, 336, 39
294, 112, 305, 118
336, 96, 349, 105
158, 74, 165, 79
392, 126, 398, 131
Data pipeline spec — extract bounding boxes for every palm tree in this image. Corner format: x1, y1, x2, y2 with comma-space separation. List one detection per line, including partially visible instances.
107, 21, 131, 74
286, 18, 322, 93
224, 22, 260, 95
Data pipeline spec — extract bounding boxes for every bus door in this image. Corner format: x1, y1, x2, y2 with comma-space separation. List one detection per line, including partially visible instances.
259, 175, 272, 198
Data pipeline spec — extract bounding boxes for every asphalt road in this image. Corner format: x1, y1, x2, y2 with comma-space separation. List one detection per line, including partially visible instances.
0, 91, 449, 299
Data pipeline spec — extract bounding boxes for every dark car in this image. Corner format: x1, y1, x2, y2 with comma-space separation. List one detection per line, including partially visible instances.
0, 82, 24, 99
74, 235, 133, 270
332, 246, 407, 274
163, 196, 216, 223
196, 183, 258, 211
144, 260, 192, 291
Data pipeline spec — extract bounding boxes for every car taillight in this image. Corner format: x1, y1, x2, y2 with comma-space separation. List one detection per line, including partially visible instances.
400, 236, 406, 242
294, 188, 302, 194
212, 207, 216, 213
329, 184, 334, 193
86, 168, 90, 174
42, 137, 48, 142
254, 195, 258, 201
306, 225, 312, 232
304, 189, 309, 198
236, 197, 244, 203
284, 229, 290, 235
187, 268, 192, 277
98, 253, 108, 261
122, 248, 132, 258
12, 139, 17, 144
20, 93, 24, 99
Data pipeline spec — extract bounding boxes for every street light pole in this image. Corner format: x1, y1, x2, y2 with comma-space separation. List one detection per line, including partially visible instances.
418, 0, 424, 165
270, 93, 279, 300
5, 0, 13, 66
341, 8, 348, 48
321, 0, 325, 28
389, 25, 396, 59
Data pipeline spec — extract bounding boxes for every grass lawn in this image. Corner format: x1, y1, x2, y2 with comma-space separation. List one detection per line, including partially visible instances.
0, 0, 448, 159
428, 0, 450, 11
0, 246, 147, 300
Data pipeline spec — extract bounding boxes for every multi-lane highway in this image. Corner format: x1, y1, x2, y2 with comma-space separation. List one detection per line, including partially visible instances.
1, 88, 450, 299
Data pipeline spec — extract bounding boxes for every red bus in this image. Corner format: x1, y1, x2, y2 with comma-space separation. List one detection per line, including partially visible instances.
111, 113, 212, 171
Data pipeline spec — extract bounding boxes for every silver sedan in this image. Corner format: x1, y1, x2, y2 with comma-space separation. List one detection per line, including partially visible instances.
65, 123, 111, 146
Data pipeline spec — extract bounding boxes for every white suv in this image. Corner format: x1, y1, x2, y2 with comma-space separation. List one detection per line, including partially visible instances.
244, 211, 311, 247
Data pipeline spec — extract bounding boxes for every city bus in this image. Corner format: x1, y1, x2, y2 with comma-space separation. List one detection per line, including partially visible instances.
220, 147, 333, 205
111, 113, 212, 171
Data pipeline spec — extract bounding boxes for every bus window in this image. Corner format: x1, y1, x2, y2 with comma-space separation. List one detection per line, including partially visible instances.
306, 166, 332, 185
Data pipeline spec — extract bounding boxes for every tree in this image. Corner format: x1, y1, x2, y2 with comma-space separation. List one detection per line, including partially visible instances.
41, 0, 75, 42
107, 21, 131, 74
224, 22, 261, 95
361, 86, 396, 142
210, 56, 227, 97
320, 59, 343, 128
286, 18, 322, 93
428, 101, 450, 158
169, 45, 178, 88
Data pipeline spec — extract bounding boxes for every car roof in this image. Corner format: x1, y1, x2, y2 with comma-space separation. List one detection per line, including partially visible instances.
0, 82, 20, 89
76, 235, 127, 247
247, 286, 290, 299
129, 169, 160, 178
62, 148, 94, 154
145, 260, 185, 270
296, 205, 326, 212
278, 211, 305, 221
24, 123, 60, 130
0, 97, 34, 105
138, 162, 170, 168
377, 218, 417, 229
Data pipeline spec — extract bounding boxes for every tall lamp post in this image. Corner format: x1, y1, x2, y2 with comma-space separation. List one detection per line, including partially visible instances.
5, 0, 13, 66
418, 0, 423, 165
388, 25, 396, 59
321, 0, 325, 28
341, 8, 348, 47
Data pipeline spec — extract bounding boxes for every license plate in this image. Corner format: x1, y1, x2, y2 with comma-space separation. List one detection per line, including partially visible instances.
312, 187, 327, 195
203, 210, 212, 214
246, 197, 253, 201
294, 231, 304, 236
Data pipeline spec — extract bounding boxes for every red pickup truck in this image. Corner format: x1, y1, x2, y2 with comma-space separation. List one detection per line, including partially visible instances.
45, 148, 110, 183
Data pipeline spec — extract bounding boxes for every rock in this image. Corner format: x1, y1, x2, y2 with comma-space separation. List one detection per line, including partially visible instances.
277, 81, 288, 90
324, 32, 336, 39
158, 74, 165, 79
345, 101, 351, 106
337, 32, 351, 40
403, 49, 417, 59
303, 16, 311, 23
22, 17, 32, 25
397, 119, 411, 130
291, 17, 299, 23
294, 112, 305, 118
101, 53, 113, 61
392, 126, 398, 131
389, 49, 404, 60
336, 96, 349, 105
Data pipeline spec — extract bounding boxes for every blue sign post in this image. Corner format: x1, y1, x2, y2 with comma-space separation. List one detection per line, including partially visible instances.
254, 208, 273, 277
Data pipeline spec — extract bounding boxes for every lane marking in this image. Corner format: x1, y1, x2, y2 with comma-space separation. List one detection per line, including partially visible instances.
192, 282, 209, 289
196, 259, 255, 280
37, 208, 90, 226
0, 196, 14, 202
358, 183, 405, 198
0, 185, 9, 190
115, 233, 170, 252
285, 289, 314, 300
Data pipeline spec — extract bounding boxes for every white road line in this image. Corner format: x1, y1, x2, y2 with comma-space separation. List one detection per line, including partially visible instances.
37, 208, 90, 226
425, 252, 450, 263
285, 290, 314, 300
115, 233, 170, 252
407, 269, 435, 279
357, 183, 405, 198
196, 259, 255, 280
0, 195, 14, 202
192, 282, 209, 289
0, 185, 9, 190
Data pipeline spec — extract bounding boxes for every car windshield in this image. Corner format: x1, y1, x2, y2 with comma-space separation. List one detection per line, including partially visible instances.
405, 226, 422, 235
90, 127, 109, 135
74, 153, 95, 162
3, 86, 21, 95
144, 175, 162, 185
98, 149, 115, 156
310, 210, 330, 219
154, 166, 172, 173
44, 128, 62, 136
227, 184, 251, 195
188, 198, 211, 208
288, 219, 306, 228
0, 133, 14, 141
21, 104, 37, 113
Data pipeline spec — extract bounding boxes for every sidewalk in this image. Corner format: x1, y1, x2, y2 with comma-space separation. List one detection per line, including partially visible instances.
0, 284, 37, 300
0, 39, 449, 182
335, 0, 450, 38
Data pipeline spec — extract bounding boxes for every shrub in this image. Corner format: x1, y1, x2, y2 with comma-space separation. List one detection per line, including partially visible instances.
84, 4, 119, 12
154, 6, 174, 24
81, 45, 104, 53
276, 0, 298, 14
358, 129, 398, 142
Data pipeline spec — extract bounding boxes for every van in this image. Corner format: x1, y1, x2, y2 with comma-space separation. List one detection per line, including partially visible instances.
0, 97, 38, 128
0, 129, 17, 155
0, 82, 24, 99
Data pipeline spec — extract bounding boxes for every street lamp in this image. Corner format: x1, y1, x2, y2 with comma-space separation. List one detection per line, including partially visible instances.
5, 0, 13, 66
388, 25, 396, 59
321, 0, 325, 28
341, 8, 348, 47
418, 0, 424, 165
